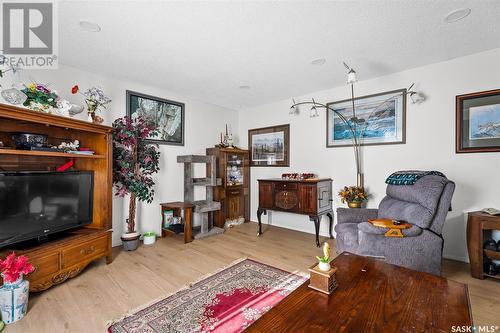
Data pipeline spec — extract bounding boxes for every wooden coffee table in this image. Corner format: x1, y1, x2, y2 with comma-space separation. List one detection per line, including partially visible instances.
246, 252, 473, 332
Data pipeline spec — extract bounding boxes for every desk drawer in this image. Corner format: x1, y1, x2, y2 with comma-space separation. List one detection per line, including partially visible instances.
226, 188, 242, 197
62, 236, 108, 269
274, 183, 297, 191
28, 253, 60, 281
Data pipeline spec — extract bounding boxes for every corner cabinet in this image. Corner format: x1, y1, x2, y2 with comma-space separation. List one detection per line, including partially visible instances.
0, 104, 113, 292
206, 147, 250, 228
257, 178, 333, 247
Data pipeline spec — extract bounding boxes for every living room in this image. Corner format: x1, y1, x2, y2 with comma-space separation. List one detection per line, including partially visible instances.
0, 1, 499, 332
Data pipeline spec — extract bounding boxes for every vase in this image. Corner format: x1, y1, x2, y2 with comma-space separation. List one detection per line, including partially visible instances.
318, 261, 331, 272
0, 275, 30, 324
347, 201, 362, 208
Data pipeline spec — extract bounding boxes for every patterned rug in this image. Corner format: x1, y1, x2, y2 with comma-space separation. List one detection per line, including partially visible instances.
108, 258, 306, 333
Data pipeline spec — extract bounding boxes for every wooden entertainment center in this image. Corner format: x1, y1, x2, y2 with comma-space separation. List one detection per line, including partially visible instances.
0, 104, 113, 292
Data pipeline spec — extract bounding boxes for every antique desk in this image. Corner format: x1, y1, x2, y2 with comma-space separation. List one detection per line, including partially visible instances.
257, 178, 333, 247
245, 252, 473, 333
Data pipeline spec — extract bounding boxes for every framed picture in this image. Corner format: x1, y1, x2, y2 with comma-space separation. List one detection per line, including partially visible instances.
456, 89, 500, 153
163, 210, 174, 228
126, 90, 185, 146
326, 89, 406, 147
248, 124, 290, 167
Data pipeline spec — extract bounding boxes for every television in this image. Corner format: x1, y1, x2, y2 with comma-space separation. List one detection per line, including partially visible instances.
0, 171, 94, 248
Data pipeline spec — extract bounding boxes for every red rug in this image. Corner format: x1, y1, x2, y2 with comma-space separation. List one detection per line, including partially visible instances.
108, 259, 306, 333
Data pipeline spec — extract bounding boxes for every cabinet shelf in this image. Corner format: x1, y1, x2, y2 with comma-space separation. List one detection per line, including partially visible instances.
484, 249, 500, 261
0, 148, 105, 159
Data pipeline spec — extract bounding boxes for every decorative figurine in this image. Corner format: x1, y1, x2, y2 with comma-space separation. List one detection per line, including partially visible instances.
316, 242, 331, 271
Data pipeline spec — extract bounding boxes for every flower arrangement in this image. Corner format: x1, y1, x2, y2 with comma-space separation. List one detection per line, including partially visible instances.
338, 186, 368, 205
316, 242, 331, 264
21, 83, 60, 112
113, 116, 160, 235
71, 85, 111, 122
0, 253, 34, 284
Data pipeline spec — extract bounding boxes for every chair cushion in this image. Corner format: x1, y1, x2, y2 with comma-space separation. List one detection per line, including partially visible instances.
386, 175, 448, 212
378, 196, 434, 229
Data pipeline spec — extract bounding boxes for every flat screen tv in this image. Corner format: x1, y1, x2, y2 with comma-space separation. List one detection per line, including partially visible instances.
0, 171, 94, 248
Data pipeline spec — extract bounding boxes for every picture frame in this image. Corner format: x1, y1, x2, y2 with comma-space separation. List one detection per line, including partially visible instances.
326, 89, 406, 147
163, 210, 174, 228
126, 90, 185, 146
248, 124, 290, 167
456, 89, 500, 153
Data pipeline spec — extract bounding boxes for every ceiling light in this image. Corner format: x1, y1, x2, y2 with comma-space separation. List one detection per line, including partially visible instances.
444, 8, 471, 23
79, 20, 101, 32
239, 85, 251, 90
311, 58, 326, 66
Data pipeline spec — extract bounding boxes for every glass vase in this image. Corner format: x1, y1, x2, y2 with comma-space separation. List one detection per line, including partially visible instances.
0, 274, 30, 324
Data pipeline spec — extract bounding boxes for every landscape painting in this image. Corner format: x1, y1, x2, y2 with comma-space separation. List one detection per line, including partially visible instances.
126, 90, 185, 145
326, 89, 406, 147
249, 124, 290, 166
469, 103, 500, 140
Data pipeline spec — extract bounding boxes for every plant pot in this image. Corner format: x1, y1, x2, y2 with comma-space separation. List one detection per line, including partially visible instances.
318, 261, 331, 272
347, 201, 362, 208
0, 275, 29, 324
143, 232, 156, 246
121, 233, 141, 251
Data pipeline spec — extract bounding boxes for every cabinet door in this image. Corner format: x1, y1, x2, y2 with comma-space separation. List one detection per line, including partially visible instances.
227, 192, 244, 220
259, 182, 273, 209
317, 181, 332, 212
298, 184, 317, 214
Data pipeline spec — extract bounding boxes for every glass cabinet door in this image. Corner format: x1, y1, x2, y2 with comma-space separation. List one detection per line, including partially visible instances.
226, 153, 244, 187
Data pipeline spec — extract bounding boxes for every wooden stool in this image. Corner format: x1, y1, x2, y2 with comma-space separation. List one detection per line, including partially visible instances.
160, 202, 194, 243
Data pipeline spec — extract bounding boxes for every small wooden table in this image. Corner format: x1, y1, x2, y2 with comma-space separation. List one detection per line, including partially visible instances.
245, 253, 472, 333
160, 202, 194, 243
467, 211, 500, 280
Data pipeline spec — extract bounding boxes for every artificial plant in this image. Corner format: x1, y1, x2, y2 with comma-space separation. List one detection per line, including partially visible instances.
112, 116, 160, 235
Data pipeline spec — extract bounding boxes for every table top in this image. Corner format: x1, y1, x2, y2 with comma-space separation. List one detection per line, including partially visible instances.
245, 252, 472, 333
159, 201, 195, 209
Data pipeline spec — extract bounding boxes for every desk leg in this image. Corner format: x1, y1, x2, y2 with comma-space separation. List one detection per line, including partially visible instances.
327, 211, 334, 239
184, 207, 193, 243
310, 216, 321, 247
257, 208, 266, 236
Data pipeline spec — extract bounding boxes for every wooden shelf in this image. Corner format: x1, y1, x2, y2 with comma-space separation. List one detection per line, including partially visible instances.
0, 148, 105, 159
484, 249, 500, 261
484, 273, 500, 280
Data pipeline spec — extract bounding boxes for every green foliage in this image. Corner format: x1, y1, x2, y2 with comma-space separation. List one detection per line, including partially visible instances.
21, 84, 59, 108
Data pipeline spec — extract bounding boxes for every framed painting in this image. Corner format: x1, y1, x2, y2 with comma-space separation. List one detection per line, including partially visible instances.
456, 89, 500, 153
126, 90, 185, 146
248, 124, 290, 167
326, 89, 406, 147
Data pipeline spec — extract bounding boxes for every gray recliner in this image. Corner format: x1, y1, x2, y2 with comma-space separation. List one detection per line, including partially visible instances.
335, 174, 455, 276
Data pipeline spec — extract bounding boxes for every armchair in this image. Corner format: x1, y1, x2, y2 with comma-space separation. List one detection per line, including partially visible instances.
335, 174, 455, 276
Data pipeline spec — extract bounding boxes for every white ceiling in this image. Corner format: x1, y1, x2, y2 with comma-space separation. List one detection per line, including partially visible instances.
59, 0, 500, 110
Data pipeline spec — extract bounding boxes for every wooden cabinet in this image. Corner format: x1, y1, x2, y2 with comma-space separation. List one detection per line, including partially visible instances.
206, 147, 250, 228
257, 178, 333, 247
0, 104, 113, 292
467, 211, 500, 280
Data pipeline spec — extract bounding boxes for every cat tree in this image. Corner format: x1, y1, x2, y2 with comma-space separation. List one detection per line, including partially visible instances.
177, 155, 224, 239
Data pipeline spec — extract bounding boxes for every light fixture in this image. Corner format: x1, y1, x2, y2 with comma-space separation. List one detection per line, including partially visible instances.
311, 58, 326, 66
239, 85, 251, 90
79, 20, 101, 32
310, 98, 319, 118
407, 83, 425, 104
289, 98, 299, 115
444, 8, 471, 23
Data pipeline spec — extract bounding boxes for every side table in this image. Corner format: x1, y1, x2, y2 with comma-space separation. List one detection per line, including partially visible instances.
466, 211, 500, 280
160, 202, 194, 244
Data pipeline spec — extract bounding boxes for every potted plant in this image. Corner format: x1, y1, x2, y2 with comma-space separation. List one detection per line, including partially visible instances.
113, 116, 160, 251
316, 242, 331, 272
143, 232, 156, 246
71, 85, 111, 123
0, 253, 34, 324
338, 186, 368, 208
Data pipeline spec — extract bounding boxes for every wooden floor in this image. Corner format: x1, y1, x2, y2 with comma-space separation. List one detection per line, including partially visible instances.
9, 222, 500, 332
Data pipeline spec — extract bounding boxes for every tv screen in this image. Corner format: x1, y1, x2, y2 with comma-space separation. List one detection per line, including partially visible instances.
0, 171, 94, 248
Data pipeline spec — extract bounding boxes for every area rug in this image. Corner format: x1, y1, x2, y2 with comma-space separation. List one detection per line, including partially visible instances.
108, 258, 306, 333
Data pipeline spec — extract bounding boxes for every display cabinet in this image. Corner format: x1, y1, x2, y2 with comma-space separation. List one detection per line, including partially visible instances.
206, 147, 250, 228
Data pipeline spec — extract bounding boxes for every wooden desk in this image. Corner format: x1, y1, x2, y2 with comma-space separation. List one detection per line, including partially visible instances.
467, 211, 500, 280
160, 202, 194, 244
257, 178, 333, 247
246, 253, 473, 333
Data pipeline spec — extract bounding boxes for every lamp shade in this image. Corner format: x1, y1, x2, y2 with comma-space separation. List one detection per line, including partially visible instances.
347, 69, 357, 84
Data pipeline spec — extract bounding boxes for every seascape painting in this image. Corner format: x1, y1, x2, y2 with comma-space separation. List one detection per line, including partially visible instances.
126, 90, 185, 145
248, 124, 290, 166
327, 89, 406, 147
469, 103, 500, 140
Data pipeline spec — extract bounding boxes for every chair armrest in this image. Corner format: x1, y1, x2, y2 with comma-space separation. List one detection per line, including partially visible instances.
336, 208, 378, 224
